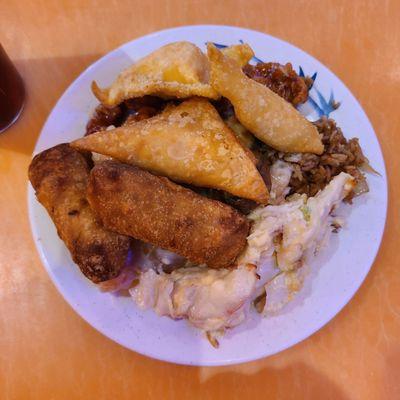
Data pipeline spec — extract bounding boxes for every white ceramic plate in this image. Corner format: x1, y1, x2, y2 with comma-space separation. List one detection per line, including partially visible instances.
28, 25, 387, 366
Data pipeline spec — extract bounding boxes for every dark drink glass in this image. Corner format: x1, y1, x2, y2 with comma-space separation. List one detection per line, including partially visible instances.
0, 44, 25, 133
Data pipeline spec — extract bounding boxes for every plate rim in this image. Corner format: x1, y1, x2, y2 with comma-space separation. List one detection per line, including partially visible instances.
27, 24, 388, 366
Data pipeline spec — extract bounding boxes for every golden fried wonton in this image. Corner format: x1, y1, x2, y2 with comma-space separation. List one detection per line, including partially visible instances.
220, 43, 254, 66
207, 43, 324, 154
92, 41, 219, 107
92, 42, 255, 107
72, 98, 268, 203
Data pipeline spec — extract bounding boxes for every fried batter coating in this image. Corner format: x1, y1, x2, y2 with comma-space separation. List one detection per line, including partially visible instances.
92, 42, 255, 107
207, 43, 324, 154
28, 144, 130, 283
72, 98, 268, 204
92, 41, 218, 107
220, 43, 254, 66
87, 162, 250, 269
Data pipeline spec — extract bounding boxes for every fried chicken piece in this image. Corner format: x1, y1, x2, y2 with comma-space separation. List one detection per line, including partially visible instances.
87, 162, 250, 268
28, 144, 130, 283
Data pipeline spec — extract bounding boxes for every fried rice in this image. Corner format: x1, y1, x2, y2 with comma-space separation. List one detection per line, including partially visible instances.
257, 117, 368, 201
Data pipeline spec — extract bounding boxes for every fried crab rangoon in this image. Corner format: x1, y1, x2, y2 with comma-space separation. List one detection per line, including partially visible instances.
28, 144, 131, 283
87, 162, 250, 269
72, 98, 269, 203
207, 43, 324, 154
92, 41, 254, 107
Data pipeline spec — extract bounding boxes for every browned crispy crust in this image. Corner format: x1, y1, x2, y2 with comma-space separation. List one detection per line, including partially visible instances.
28, 144, 130, 283
87, 162, 250, 268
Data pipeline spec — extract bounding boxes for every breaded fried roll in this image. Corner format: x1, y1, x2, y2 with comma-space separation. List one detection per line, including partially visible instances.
87, 162, 250, 268
28, 144, 130, 283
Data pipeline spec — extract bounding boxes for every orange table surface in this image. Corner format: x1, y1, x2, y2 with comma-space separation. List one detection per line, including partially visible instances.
1, 1, 399, 399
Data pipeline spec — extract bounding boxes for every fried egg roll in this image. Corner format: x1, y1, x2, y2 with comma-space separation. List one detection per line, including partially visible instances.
87, 162, 250, 268
28, 144, 130, 283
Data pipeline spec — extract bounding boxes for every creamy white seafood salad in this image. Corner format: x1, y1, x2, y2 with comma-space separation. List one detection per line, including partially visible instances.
130, 172, 355, 342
